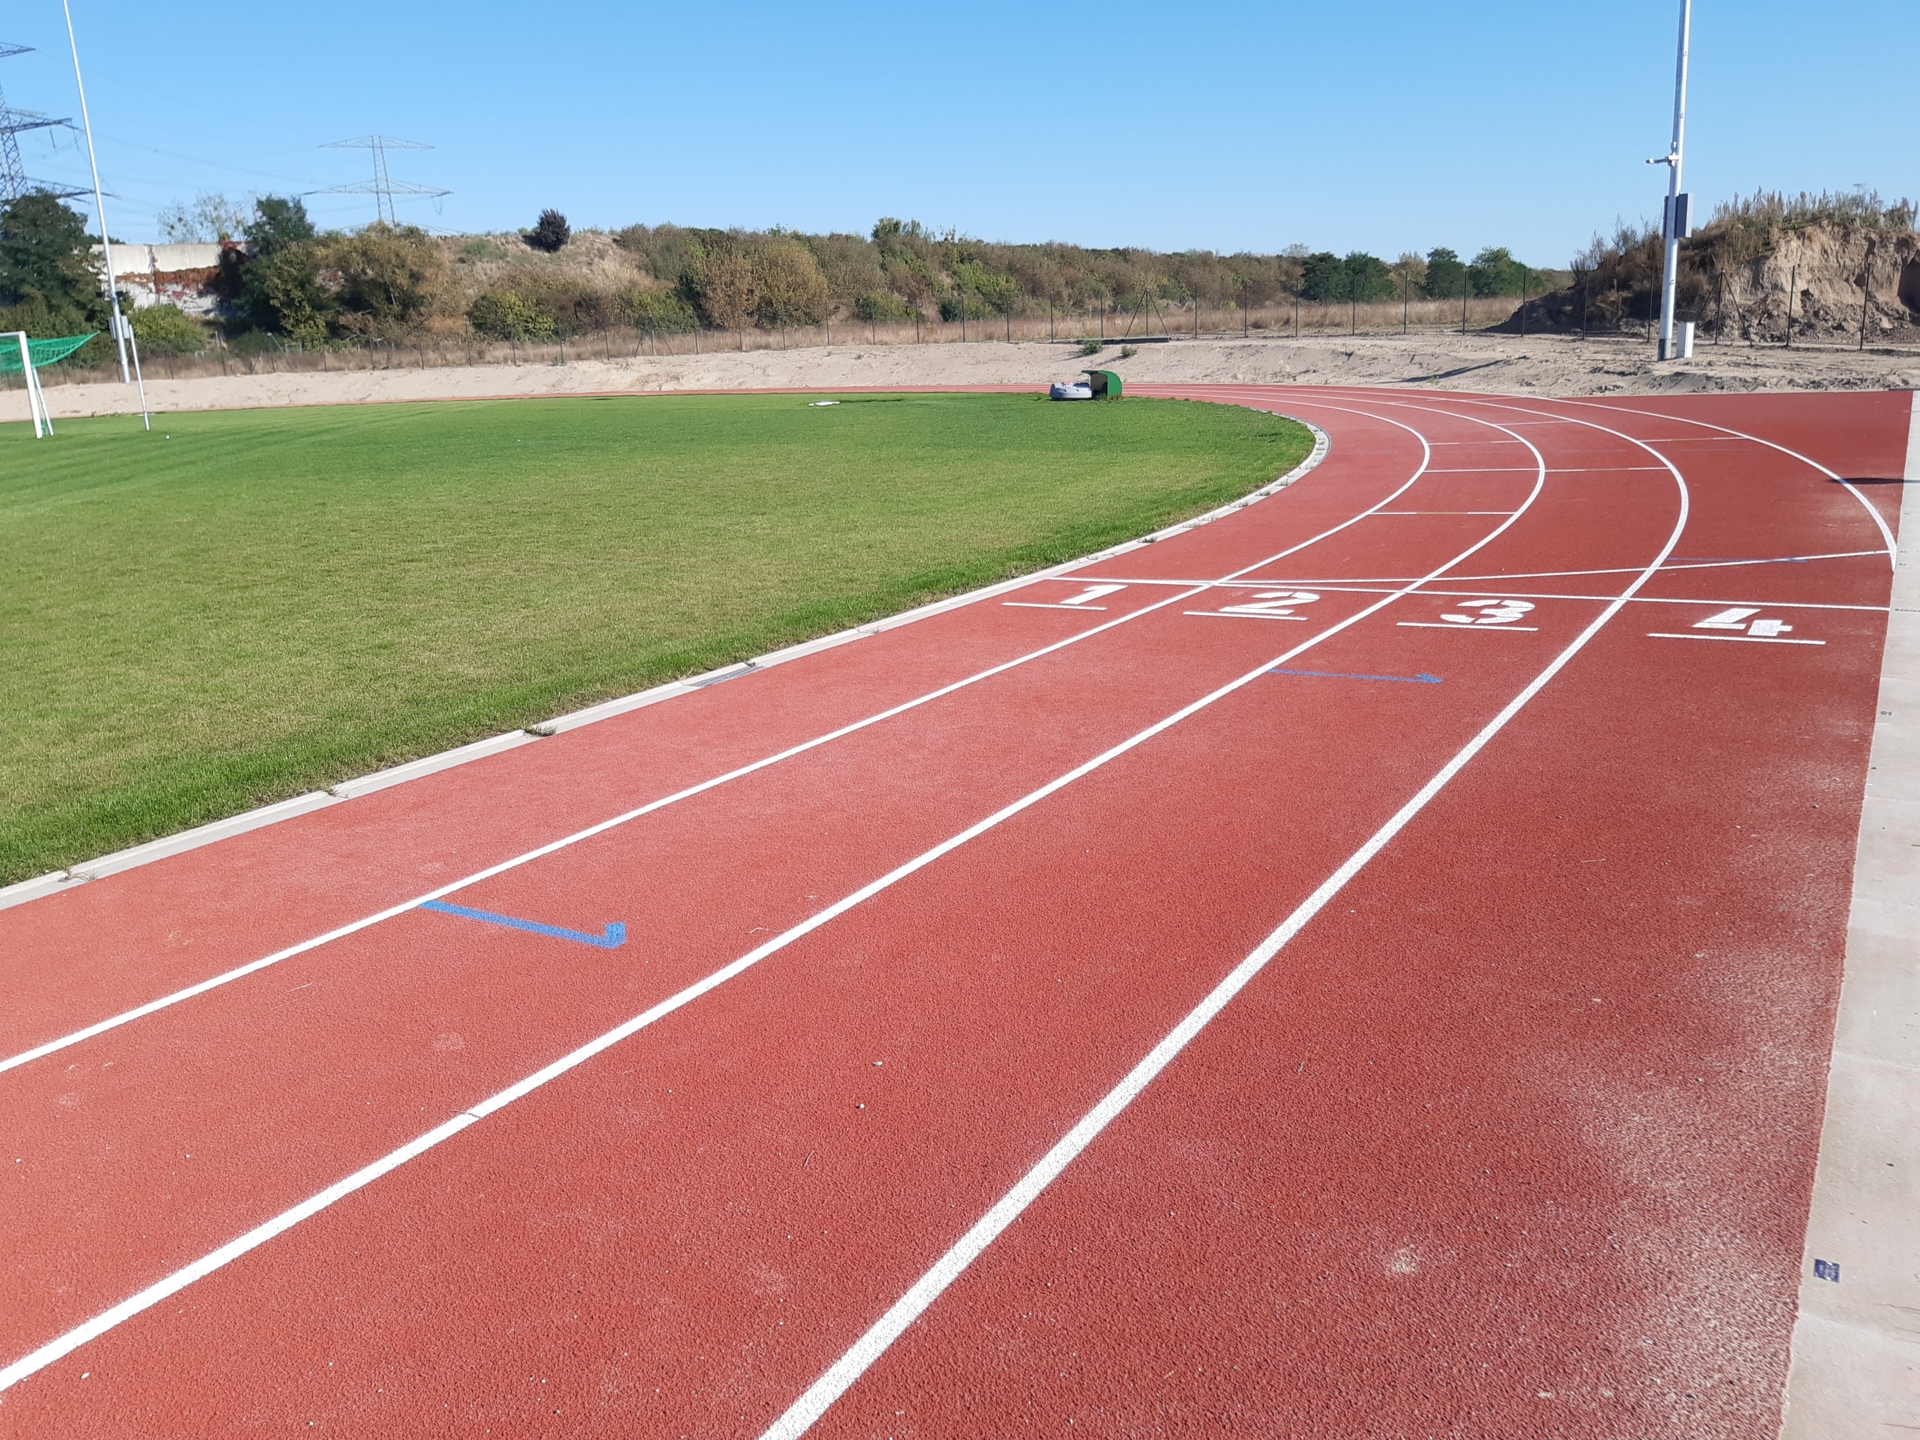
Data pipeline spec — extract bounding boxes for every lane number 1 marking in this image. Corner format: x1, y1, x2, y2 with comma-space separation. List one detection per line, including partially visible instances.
1004, 583, 1127, 612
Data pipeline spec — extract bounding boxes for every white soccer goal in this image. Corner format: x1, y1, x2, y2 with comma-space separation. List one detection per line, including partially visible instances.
3, 331, 56, 439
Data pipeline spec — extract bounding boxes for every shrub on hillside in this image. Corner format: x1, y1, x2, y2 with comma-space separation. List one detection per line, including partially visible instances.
525, 210, 571, 253
618, 287, 699, 331
128, 303, 206, 354
754, 240, 830, 326
468, 290, 558, 340
328, 223, 445, 335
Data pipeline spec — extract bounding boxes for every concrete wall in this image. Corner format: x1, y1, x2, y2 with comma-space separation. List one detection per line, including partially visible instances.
88, 242, 226, 316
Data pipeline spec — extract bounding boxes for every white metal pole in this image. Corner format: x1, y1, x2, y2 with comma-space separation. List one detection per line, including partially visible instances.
30, 351, 53, 436
1654, 0, 1691, 360
61, 0, 132, 386
14, 332, 44, 438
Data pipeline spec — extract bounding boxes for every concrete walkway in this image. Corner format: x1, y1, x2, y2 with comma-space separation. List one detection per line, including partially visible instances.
1782, 389, 1920, 1435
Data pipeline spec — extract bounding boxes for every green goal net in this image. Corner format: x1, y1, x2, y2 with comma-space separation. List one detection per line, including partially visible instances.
0, 333, 98, 373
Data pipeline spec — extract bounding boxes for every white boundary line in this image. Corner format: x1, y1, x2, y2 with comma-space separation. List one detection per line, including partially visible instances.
0, 416, 1334, 913
0, 408, 1544, 1394
1, 420, 1426, 1075
1052, 578, 1888, 613
761, 391, 1694, 1439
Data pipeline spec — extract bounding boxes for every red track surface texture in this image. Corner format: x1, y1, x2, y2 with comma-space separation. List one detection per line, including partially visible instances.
0, 386, 1907, 1438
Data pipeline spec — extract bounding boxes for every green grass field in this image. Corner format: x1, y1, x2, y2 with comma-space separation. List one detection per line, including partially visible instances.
0, 392, 1312, 884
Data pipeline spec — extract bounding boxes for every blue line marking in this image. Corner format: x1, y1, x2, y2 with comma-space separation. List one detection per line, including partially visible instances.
1269, 668, 1442, 685
419, 900, 627, 949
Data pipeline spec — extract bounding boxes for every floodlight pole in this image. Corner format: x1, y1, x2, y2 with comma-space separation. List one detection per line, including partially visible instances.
1649, 0, 1692, 361
61, 0, 149, 428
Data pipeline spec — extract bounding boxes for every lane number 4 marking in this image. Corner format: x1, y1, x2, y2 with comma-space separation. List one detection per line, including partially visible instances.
1694, 606, 1793, 637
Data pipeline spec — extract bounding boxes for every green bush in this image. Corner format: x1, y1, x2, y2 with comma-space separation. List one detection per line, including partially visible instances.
619, 287, 699, 331
852, 289, 912, 322
128, 303, 206, 354
468, 290, 558, 340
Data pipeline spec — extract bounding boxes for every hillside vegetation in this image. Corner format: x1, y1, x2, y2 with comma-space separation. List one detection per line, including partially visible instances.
1511, 189, 1919, 342
1, 188, 1563, 349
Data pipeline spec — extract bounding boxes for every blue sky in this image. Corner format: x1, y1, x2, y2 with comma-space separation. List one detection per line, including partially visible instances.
2, 0, 1911, 266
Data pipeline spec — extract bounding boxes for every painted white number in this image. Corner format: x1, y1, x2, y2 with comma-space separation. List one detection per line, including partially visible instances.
1220, 590, 1320, 617
1441, 598, 1535, 626
1693, 607, 1792, 637
1061, 584, 1125, 607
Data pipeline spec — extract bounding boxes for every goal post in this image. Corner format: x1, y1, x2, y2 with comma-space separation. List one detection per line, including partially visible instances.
1, 331, 96, 438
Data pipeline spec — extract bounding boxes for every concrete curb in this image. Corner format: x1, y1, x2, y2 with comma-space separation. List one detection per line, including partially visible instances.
1779, 390, 1919, 1438
0, 411, 1330, 912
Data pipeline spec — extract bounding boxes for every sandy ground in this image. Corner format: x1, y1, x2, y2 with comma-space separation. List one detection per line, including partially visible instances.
8, 331, 1917, 423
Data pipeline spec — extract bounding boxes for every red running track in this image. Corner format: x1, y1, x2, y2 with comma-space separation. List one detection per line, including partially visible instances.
0, 386, 1906, 1438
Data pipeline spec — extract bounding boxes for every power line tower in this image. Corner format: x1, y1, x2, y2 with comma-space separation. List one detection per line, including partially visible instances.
312, 134, 449, 224
0, 42, 83, 204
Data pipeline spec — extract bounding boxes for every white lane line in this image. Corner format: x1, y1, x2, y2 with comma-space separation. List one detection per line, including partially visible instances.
0, 418, 1435, 1078
1187, 549, 1888, 587
1648, 632, 1826, 646
0, 413, 1543, 1394
1508, 396, 1899, 572
761, 401, 1691, 1440
1001, 602, 1107, 610
1059, 579, 1888, 612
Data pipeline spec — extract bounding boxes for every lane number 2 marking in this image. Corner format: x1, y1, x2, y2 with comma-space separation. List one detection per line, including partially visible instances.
1218, 589, 1321, 618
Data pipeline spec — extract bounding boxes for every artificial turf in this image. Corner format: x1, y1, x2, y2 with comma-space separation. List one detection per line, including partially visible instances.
0, 391, 1313, 883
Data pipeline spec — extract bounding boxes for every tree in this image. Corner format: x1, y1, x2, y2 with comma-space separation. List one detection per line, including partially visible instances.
157, 192, 247, 243
692, 249, 759, 332
328, 223, 445, 333
1341, 251, 1395, 302
754, 240, 829, 326
525, 209, 570, 253
1422, 247, 1469, 299
0, 193, 107, 335
1468, 246, 1529, 297
1298, 251, 1345, 301
213, 195, 332, 339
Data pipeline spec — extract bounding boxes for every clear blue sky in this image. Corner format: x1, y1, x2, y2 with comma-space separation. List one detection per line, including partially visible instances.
2, 0, 1911, 266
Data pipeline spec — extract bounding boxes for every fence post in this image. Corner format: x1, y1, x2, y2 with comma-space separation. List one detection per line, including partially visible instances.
1785, 265, 1794, 348
1520, 267, 1528, 337
1350, 276, 1357, 336
1860, 248, 1872, 351
1461, 285, 1467, 336
1402, 269, 1409, 335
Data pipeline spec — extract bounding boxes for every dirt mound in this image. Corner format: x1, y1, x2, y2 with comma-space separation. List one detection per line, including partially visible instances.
1505, 219, 1919, 345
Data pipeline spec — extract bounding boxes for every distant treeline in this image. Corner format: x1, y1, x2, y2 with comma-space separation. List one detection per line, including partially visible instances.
586, 221, 1564, 340
1, 188, 1570, 349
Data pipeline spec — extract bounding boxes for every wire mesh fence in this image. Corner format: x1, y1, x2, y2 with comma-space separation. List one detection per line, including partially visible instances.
5, 288, 1914, 393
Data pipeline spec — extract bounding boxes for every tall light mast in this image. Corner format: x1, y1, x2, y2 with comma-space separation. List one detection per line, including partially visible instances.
61, 0, 149, 426
1649, 0, 1693, 361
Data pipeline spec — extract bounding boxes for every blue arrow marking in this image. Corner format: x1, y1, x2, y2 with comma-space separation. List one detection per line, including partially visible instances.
419, 900, 627, 949
1269, 668, 1442, 685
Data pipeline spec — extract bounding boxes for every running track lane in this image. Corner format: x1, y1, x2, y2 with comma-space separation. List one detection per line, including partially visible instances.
0, 387, 1905, 1437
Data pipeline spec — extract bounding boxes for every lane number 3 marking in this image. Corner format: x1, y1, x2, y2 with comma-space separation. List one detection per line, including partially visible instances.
1441, 598, 1535, 626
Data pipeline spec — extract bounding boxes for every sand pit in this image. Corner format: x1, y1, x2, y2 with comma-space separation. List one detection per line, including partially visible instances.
5, 331, 1916, 423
